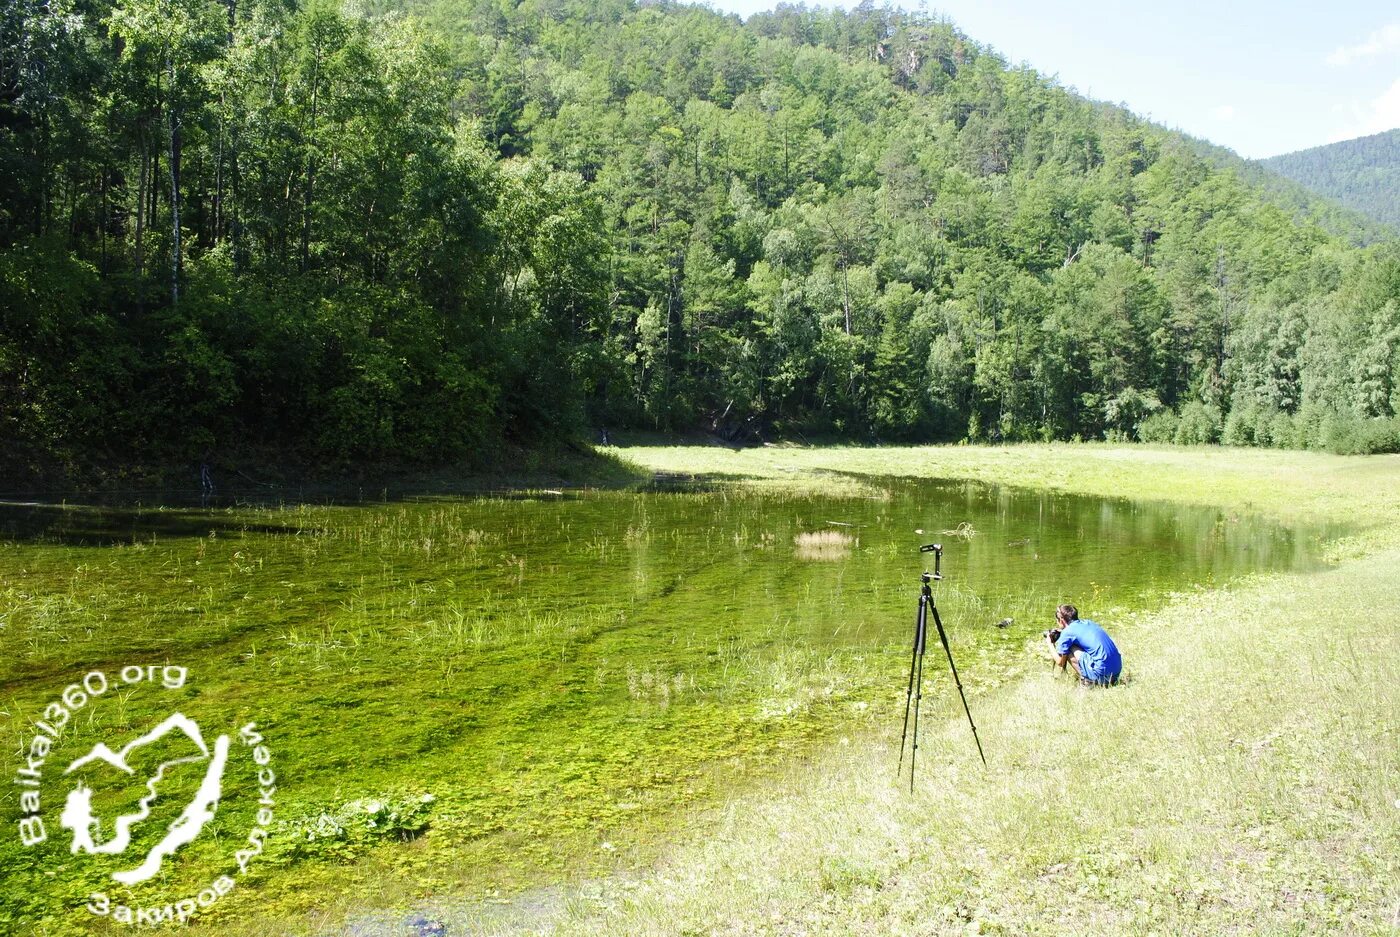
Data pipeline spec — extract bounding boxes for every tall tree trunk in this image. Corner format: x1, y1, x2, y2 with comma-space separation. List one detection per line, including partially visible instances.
300, 47, 321, 271
135, 138, 148, 281
229, 142, 243, 270
167, 54, 182, 308
67, 165, 79, 243
841, 257, 852, 335
35, 112, 50, 236
213, 93, 225, 244
150, 134, 160, 254
215, 0, 234, 250
100, 166, 108, 271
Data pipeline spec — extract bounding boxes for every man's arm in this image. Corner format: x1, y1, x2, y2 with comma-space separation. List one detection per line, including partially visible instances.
1049, 624, 1084, 674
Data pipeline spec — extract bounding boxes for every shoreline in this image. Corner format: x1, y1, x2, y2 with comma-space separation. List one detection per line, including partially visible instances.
0, 441, 650, 504
18, 443, 1398, 935
413, 444, 1399, 936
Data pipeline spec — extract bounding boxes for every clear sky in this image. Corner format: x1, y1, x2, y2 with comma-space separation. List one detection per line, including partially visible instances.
699, 0, 1400, 159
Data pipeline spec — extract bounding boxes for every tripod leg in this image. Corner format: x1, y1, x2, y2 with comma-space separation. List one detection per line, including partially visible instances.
909, 595, 928, 792
897, 598, 922, 775
929, 602, 987, 767
910, 642, 926, 793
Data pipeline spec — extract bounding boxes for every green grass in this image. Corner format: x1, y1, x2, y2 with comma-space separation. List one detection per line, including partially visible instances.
4, 442, 1395, 935
493, 443, 1398, 935
609, 441, 1400, 529
4, 490, 919, 933
531, 550, 1398, 935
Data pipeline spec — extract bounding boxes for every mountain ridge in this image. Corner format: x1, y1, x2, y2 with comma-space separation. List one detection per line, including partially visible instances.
1258, 129, 1400, 233
4, 0, 1399, 469
65, 713, 211, 775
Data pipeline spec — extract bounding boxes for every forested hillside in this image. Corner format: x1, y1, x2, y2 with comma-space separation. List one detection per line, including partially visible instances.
1261, 129, 1400, 232
4, 0, 1400, 481
1190, 137, 1394, 246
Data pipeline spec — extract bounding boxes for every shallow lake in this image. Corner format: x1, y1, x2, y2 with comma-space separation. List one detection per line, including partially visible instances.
0, 476, 1337, 922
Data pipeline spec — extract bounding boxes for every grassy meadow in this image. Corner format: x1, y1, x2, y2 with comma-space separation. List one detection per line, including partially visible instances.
611, 442, 1400, 531
497, 443, 1397, 936
2, 442, 1395, 935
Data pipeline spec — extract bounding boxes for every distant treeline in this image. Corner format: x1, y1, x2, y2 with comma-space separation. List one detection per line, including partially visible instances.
3, 0, 1399, 479
1261, 129, 1400, 234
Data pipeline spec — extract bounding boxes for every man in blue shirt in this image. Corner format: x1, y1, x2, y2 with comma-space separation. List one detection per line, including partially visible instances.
1047, 603, 1122, 686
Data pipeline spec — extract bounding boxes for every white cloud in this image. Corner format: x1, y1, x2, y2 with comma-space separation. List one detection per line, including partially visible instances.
1326, 22, 1400, 66
1328, 77, 1400, 142
1212, 104, 1236, 121
1362, 78, 1400, 133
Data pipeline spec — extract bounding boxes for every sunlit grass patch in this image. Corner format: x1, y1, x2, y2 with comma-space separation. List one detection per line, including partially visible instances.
538, 545, 1400, 936
793, 529, 856, 560
612, 442, 1400, 534
1, 444, 1390, 935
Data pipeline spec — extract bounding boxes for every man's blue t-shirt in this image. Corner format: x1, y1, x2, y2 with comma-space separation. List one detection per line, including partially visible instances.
1054, 618, 1122, 683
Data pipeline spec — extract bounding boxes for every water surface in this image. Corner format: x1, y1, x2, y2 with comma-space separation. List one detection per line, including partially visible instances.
0, 476, 1335, 925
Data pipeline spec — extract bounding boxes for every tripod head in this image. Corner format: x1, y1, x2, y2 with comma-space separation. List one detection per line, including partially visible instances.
920, 542, 943, 580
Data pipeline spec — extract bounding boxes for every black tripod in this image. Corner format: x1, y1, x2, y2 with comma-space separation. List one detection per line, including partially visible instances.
897, 544, 986, 790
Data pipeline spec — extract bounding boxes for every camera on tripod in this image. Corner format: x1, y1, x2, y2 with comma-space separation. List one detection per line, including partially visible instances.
898, 543, 986, 788
1043, 628, 1062, 644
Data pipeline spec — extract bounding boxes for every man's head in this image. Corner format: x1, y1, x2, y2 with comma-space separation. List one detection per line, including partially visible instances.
1056, 603, 1078, 626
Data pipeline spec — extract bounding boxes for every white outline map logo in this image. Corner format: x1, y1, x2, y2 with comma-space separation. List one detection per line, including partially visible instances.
60, 712, 230, 885
12, 665, 277, 926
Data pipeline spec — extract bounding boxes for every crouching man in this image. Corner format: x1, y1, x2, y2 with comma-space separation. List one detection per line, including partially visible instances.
1045, 603, 1122, 686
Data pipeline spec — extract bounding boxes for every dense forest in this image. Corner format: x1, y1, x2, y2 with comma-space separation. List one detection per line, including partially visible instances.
3, 0, 1400, 480
1261, 129, 1400, 233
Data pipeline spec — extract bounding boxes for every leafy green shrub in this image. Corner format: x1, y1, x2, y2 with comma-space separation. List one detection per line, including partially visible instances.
1268, 411, 1295, 449
1367, 418, 1400, 453
1137, 410, 1179, 443
1253, 407, 1283, 447
1173, 402, 1222, 445
1224, 402, 1290, 447
1293, 404, 1327, 450
1319, 412, 1358, 453
271, 790, 436, 863
0, 238, 112, 466
1321, 415, 1400, 454
1222, 407, 1255, 446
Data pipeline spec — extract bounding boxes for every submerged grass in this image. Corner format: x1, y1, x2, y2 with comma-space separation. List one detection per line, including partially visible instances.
1, 443, 1393, 935
0, 483, 1020, 930
481, 442, 1397, 936
792, 529, 856, 561
534, 549, 1399, 935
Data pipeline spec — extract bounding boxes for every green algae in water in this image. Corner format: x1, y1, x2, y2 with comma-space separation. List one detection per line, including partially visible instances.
0, 480, 1337, 929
